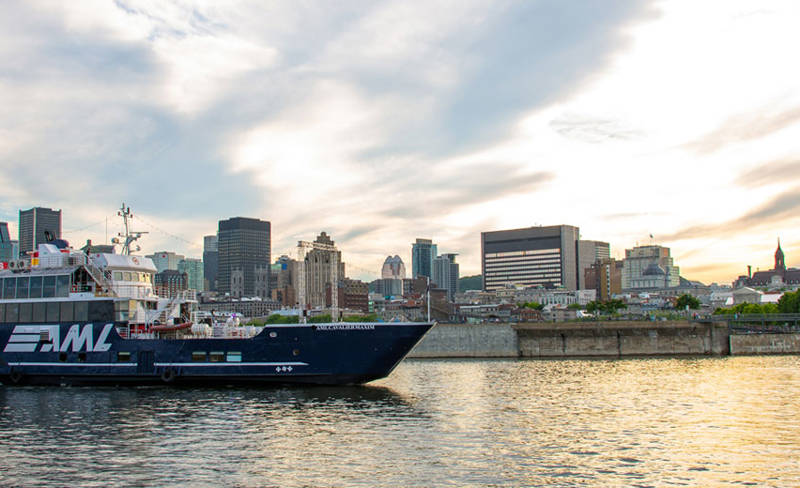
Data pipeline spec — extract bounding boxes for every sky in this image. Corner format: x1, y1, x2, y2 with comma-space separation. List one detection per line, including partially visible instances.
1, 0, 800, 284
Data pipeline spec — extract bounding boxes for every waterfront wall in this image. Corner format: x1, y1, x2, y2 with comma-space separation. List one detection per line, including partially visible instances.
730, 333, 800, 355
409, 321, 731, 358
408, 323, 518, 358
516, 322, 729, 358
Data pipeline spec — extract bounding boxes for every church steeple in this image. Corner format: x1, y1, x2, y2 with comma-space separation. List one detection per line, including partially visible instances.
775, 238, 786, 271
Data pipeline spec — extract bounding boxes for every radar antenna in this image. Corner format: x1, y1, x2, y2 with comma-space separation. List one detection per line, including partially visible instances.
111, 203, 148, 255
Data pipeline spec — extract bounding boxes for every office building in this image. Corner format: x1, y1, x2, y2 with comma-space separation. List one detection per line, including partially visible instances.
381, 255, 406, 279
19, 207, 61, 256
146, 251, 185, 273
481, 225, 580, 291
577, 240, 610, 289
585, 258, 623, 301
303, 232, 345, 308
621, 245, 680, 290
412, 238, 438, 279
433, 253, 459, 301
203, 235, 218, 291
178, 257, 204, 291
0, 222, 15, 262
217, 217, 271, 298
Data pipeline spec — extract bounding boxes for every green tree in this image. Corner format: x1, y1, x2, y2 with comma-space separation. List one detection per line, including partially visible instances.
676, 294, 700, 310
586, 301, 599, 314
778, 290, 800, 313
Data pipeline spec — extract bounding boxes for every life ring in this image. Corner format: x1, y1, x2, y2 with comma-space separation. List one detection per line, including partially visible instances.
9, 370, 22, 384
161, 368, 177, 383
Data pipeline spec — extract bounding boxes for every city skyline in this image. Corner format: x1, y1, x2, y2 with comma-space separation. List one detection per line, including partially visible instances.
1, 2, 799, 284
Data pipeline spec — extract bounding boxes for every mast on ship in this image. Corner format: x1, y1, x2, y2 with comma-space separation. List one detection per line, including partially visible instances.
111, 203, 147, 255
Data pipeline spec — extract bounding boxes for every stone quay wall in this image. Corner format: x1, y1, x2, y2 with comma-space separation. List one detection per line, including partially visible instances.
730, 333, 800, 355
409, 321, 731, 358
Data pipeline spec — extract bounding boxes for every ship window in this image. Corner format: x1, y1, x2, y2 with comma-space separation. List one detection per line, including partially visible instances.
74, 301, 88, 321
19, 302, 32, 322
123, 272, 132, 281
88, 301, 113, 322
29, 276, 42, 298
78, 352, 86, 362
117, 351, 131, 362
5, 303, 18, 322
114, 271, 123, 281
0, 304, 4, 322
55, 275, 70, 297
16, 277, 29, 299
60, 302, 73, 322
59, 352, 67, 362
42, 276, 56, 298
3, 278, 14, 299
46, 302, 60, 322
227, 352, 242, 362
32, 303, 45, 322
210, 351, 225, 362
192, 351, 206, 362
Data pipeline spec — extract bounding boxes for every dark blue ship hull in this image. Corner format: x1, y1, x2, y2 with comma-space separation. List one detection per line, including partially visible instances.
0, 322, 432, 386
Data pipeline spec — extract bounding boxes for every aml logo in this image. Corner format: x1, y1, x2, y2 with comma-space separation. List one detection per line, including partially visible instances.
3, 324, 114, 353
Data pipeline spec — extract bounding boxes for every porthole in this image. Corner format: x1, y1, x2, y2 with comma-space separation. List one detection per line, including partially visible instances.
269, 331, 277, 338
292, 349, 300, 356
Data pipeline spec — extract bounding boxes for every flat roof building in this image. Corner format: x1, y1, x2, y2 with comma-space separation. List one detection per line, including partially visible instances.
19, 207, 61, 256
217, 217, 271, 298
481, 225, 580, 291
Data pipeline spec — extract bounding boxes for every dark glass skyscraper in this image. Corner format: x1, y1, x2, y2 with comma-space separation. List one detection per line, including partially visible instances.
411, 238, 438, 279
217, 217, 270, 298
18, 207, 62, 256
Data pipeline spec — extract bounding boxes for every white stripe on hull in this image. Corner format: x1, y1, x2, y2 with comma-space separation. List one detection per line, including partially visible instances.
154, 362, 308, 367
6, 362, 139, 367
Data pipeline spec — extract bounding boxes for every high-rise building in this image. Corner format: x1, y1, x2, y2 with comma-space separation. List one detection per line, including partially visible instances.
578, 240, 610, 289
18, 207, 61, 256
217, 217, 271, 298
304, 232, 345, 308
0, 222, 15, 262
433, 253, 459, 301
585, 258, 623, 301
203, 235, 218, 291
178, 257, 204, 291
146, 251, 185, 273
481, 225, 581, 291
412, 238, 438, 279
621, 245, 680, 290
381, 255, 406, 279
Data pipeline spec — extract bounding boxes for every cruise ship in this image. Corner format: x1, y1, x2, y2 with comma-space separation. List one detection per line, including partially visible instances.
0, 206, 432, 386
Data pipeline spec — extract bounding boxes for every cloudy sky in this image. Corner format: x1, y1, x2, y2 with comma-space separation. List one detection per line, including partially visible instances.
1, 0, 799, 284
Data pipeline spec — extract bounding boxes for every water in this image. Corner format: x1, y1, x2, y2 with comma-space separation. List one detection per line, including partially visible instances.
1, 356, 799, 487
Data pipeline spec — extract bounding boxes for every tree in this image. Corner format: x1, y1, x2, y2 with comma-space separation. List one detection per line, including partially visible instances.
600, 299, 627, 315
676, 294, 700, 310
586, 301, 599, 314
778, 290, 800, 313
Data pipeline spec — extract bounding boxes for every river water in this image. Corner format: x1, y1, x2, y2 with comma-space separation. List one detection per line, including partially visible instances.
1, 356, 799, 487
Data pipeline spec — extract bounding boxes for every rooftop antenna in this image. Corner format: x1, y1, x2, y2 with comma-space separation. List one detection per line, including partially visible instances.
111, 203, 148, 255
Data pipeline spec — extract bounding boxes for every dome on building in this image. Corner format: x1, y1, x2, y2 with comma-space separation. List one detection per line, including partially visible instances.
643, 263, 666, 276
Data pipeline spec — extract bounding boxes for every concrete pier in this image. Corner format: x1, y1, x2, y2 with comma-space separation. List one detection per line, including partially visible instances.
409, 321, 733, 358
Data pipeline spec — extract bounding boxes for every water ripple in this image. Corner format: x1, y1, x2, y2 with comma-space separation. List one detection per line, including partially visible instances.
1, 356, 799, 486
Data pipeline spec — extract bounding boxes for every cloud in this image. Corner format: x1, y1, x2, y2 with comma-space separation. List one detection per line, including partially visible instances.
549, 113, 643, 143
685, 106, 800, 154
734, 157, 800, 187
664, 188, 800, 241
